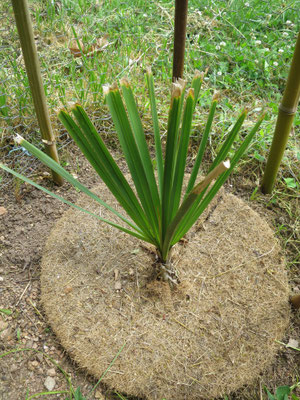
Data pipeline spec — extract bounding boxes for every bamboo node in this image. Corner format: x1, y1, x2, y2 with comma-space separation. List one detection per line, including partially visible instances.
42, 139, 56, 146
279, 104, 297, 115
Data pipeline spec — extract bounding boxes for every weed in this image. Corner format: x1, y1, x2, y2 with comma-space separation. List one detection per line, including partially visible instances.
264, 382, 300, 400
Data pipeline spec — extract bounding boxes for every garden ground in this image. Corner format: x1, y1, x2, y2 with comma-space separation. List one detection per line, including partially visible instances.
0, 143, 299, 400
0, 0, 299, 398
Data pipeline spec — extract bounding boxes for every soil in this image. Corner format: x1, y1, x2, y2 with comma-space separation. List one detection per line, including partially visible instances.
0, 145, 299, 400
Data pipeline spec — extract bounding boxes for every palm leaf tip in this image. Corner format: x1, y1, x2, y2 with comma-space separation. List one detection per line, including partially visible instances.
212, 91, 221, 101
187, 87, 195, 98
103, 82, 118, 95
15, 134, 24, 145
171, 82, 184, 99
175, 77, 186, 89
193, 160, 230, 195
172, 77, 186, 91
120, 77, 130, 87
223, 159, 230, 169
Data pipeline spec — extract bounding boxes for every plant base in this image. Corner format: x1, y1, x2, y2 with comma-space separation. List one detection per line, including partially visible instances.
41, 181, 289, 399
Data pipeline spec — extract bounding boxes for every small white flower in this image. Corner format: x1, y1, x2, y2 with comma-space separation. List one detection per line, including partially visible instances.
216, 45, 221, 50
278, 49, 284, 53
217, 71, 222, 76
254, 59, 258, 63
283, 32, 289, 37
220, 41, 226, 46
245, 2, 250, 6
273, 61, 279, 66
204, 77, 209, 81
286, 20, 292, 25
255, 40, 262, 45
264, 47, 270, 52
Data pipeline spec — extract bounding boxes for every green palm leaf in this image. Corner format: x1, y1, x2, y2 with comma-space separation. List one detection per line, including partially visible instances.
104, 84, 160, 241
0, 164, 151, 243
146, 69, 164, 198
59, 107, 152, 238
1, 72, 264, 267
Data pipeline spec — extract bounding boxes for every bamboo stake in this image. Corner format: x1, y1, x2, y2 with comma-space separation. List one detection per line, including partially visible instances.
11, 0, 63, 185
261, 31, 300, 194
172, 0, 188, 81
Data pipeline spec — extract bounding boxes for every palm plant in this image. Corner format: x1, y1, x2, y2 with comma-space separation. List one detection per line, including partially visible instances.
1, 70, 264, 282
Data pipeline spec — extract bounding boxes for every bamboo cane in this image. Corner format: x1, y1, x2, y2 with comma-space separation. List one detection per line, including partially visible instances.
261, 31, 300, 194
172, 0, 189, 81
11, 0, 63, 185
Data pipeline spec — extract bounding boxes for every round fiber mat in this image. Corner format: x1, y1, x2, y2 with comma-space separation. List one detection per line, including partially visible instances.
41, 181, 289, 399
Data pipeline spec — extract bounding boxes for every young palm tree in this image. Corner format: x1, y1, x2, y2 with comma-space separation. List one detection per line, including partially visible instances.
1, 71, 264, 283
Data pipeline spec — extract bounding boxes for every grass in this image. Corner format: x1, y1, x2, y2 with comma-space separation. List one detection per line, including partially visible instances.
0, 1, 299, 145
0, 0, 299, 398
0, 0, 299, 193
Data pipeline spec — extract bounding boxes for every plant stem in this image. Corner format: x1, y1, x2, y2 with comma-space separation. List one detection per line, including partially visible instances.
172, 0, 189, 81
11, 0, 63, 185
261, 31, 300, 194
161, 160, 230, 261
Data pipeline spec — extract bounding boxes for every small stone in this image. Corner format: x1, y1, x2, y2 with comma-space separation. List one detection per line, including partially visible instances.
47, 368, 56, 377
44, 376, 56, 391
10, 364, 18, 373
0, 328, 12, 341
0, 207, 7, 216
28, 360, 39, 370
36, 353, 44, 362
94, 389, 105, 399
0, 319, 8, 331
287, 338, 299, 348
0, 277, 3, 282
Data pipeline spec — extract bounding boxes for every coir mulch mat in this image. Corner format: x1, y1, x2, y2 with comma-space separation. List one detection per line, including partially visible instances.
41, 179, 289, 400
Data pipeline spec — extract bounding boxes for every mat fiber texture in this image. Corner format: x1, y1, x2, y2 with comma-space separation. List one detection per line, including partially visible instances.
41, 181, 289, 399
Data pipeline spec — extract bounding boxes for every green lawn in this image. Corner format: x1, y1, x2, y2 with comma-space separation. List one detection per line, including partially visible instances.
0, 0, 299, 186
